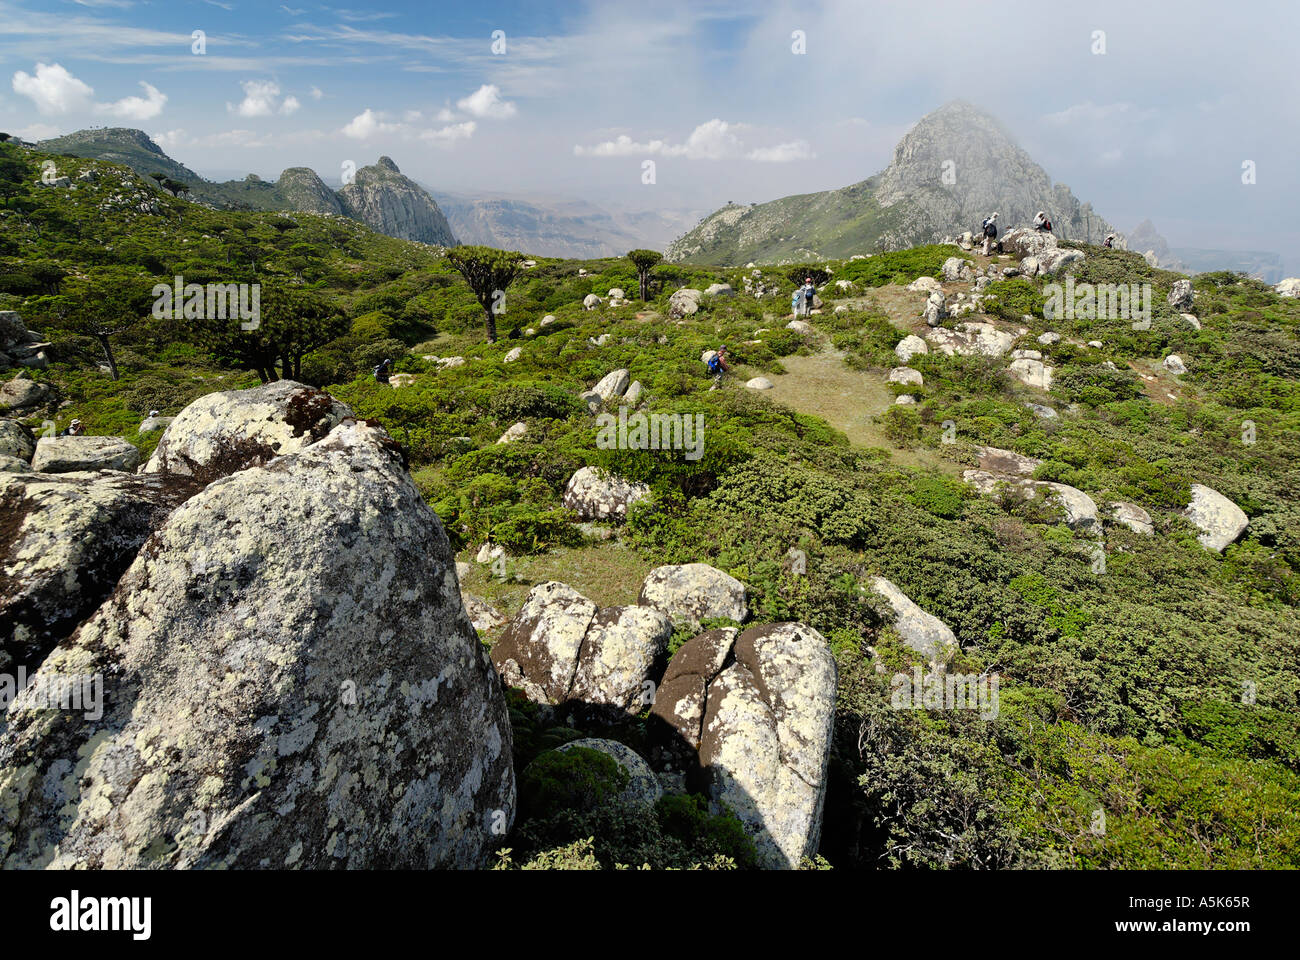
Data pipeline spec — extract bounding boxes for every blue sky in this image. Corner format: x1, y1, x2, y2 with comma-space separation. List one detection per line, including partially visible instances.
2, 0, 1297, 260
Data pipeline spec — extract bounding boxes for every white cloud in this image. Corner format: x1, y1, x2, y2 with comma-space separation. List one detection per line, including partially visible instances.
342, 108, 395, 139
342, 108, 476, 146
456, 84, 516, 119
149, 128, 270, 149
228, 80, 292, 117
309, 86, 323, 100
95, 80, 167, 121
15, 122, 61, 141
747, 140, 815, 163
421, 121, 476, 144
11, 62, 93, 115
280, 95, 300, 115
575, 119, 808, 163
152, 128, 188, 150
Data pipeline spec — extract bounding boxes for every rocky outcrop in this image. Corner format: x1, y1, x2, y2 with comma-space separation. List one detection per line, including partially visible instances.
275, 166, 344, 215
591, 369, 630, 403
1167, 279, 1194, 311
144, 380, 352, 483
888, 367, 923, 386
30, 436, 139, 473
926, 321, 1017, 357
639, 563, 749, 630
868, 576, 958, 666
337, 157, 457, 246
0, 470, 197, 673
0, 375, 50, 412
669, 288, 703, 319
0, 312, 52, 373
490, 581, 672, 717
0, 420, 36, 462
562, 466, 650, 521
1184, 483, 1248, 552
0, 420, 514, 868
649, 623, 836, 869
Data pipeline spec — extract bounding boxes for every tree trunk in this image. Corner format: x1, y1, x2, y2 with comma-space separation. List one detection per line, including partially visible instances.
96, 334, 119, 381
639, 270, 649, 301
484, 307, 497, 343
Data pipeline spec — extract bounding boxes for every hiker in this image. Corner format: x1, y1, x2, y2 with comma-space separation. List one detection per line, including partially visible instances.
706, 345, 731, 384
372, 358, 393, 384
1103, 233, 1116, 249
790, 285, 802, 317
981, 212, 999, 256
1033, 210, 1053, 233
58, 418, 84, 437
802, 278, 816, 316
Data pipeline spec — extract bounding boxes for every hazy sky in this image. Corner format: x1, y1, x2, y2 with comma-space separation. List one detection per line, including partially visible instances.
2, 0, 1297, 260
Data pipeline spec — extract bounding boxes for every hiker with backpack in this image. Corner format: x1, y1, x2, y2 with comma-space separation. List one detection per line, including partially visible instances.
1103, 233, 1116, 249
706, 345, 730, 387
58, 419, 84, 437
1034, 210, 1053, 233
373, 358, 393, 384
802, 278, 816, 316
981, 212, 999, 256
791, 285, 802, 317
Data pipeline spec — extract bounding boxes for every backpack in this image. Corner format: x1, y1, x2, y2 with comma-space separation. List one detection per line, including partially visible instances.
707, 355, 722, 375
983, 219, 998, 239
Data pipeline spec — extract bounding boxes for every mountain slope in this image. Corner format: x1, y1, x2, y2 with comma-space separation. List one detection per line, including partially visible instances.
337, 157, 456, 246
667, 100, 1117, 264
35, 129, 449, 244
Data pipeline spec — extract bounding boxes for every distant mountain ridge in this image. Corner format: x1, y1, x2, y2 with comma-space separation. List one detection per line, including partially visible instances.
666, 100, 1118, 264
36, 128, 454, 246
429, 190, 704, 259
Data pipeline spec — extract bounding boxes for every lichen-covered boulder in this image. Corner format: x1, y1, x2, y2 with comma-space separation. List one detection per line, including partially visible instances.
0, 376, 49, 412
0, 420, 35, 462
1110, 501, 1154, 536
888, 367, 923, 386
556, 739, 662, 808
868, 576, 957, 665
652, 623, 836, 869
1009, 357, 1054, 390
941, 256, 972, 282
496, 421, 527, 444
462, 593, 506, 634
0, 470, 197, 674
894, 335, 928, 362
1168, 279, 1194, 311
30, 435, 139, 473
669, 289, 703, 319
639, 563, 748, 630
1184, 483, 1248, 552
0, 420, 514, 868
591, 368, 630, 403
490, 581, 672, 717
144, 380, 352, 483
562, 465, 650, 521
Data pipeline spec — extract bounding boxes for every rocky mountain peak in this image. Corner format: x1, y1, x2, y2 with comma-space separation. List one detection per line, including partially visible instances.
337, 158, 457, 245
375, 156, 401, 174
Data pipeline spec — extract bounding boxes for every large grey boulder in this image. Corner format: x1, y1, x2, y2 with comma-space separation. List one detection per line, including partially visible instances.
1275, 278, 1300, 298
669, 289, 704, 319
0, 376, 50, 412
1184, 483, 1248, 552
490, 581, 672, 716
554, 739, 663, 808
941, 256, 972, 282
30, 435, 139, 473
144, 380, 352, 483
650, 623, 836, 869
639, 563, 749, 630
1000, 227, 1059, 258
923, 290, 947, 326
868, 576, 957, 666
1009, 357, 1054, 390
0, 420, 36, 462
591, 368, 631, 403
562, 466, 650, 521
888, 367, 923, 387
0, 420, 515, 868
963, 470, 1099, 531
0, 470, 197, 673
926, 322, 1016, 357
895, 335, 928, 362
976, 445, 1042, 476
1168, 279, 1194, 311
